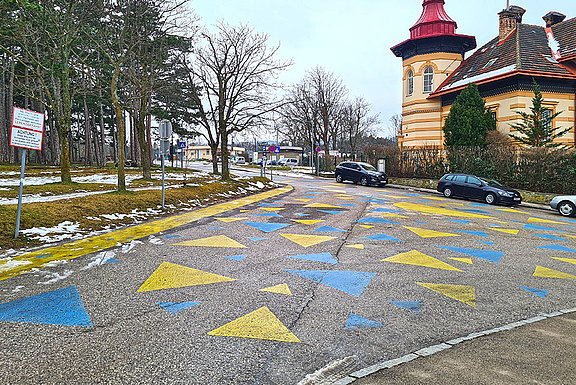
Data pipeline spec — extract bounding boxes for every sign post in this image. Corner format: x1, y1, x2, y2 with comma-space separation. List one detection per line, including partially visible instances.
267, 146, 277, 181
159, 120, 172, 209
10, 107, 45, 238
315, 146, 322, 176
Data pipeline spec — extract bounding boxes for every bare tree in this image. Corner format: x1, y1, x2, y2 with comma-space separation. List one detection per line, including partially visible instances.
389, 114, 402, 139
341, 97, 380, 157
184, 23, 292, 179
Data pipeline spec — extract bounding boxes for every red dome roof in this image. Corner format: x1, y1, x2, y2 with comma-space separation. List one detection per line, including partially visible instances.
410, 0, 457, 39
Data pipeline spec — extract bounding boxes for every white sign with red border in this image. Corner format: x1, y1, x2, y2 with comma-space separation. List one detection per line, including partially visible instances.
10, 107, 45, 151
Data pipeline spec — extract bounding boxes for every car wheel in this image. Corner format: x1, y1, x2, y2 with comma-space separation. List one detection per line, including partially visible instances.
360, 176, 369, 186
558, 201, 576, 217
335, 174, 343, 183
485, 193, 497, 205
443, 187, 452, 198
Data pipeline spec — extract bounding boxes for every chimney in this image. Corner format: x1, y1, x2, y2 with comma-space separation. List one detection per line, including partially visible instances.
543, 11, 566, 27
498, 5, 526, 42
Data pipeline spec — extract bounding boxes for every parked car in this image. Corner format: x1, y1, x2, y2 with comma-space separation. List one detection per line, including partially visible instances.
437, 173, 522, 205
236, 157, 246, 165
549, 195, 576, 217
335, 161, 388, 186
278, 158, 299, 167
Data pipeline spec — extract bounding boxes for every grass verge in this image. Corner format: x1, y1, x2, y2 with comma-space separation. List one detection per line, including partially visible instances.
0, 177, 274, 253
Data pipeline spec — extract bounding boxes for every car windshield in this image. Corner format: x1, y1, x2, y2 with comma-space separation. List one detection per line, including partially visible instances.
360, 163, 376, 171
480, 178, 505, 188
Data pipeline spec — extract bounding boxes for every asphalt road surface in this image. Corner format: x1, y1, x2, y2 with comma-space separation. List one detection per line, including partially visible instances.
0, 169, 575, 384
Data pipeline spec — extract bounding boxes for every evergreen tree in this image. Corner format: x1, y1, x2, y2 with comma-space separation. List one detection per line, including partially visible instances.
509, 80, 572, 147
443, 83, 495, 146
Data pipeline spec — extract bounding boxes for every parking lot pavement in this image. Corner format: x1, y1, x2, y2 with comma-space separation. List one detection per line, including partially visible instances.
0, 177, 574, 384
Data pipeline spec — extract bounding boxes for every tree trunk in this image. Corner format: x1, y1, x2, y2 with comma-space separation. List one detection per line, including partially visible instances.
83, 95, 92, 166
220, 130, 230, 179
135, 98, 152, 179
8, 58, 15, 163
57, 72, 73, 183
210, 142, 219, 174
98, 89, 106, 166
112, 67, 126, 191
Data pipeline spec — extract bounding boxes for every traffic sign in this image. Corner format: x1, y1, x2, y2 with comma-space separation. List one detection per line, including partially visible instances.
159, 120, 172, 139
274, 146, 280, 153
9, 107, 45, 151
178, 141, 187, 149
316, 146, 322, 152
268, 145, 276, 153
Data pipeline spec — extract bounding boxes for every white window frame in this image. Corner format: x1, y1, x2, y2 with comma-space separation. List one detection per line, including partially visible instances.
407, 70, 414, 96
423, 67, 434, 93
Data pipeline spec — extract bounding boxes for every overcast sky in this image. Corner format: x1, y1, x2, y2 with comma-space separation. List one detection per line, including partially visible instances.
190, 0, 575, 138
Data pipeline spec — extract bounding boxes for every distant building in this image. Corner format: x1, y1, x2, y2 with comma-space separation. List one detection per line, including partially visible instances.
392, 0, 576, 148
186, 145, 245, 160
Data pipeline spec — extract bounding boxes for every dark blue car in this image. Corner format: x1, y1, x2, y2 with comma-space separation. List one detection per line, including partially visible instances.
437, 173, 522, 206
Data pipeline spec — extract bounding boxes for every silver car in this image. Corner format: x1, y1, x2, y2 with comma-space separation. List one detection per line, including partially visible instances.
550, 196, 576, 217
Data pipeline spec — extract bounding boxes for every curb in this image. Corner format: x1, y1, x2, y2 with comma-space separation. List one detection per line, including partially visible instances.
325, 307, 576, 385
386, 183, 554, 213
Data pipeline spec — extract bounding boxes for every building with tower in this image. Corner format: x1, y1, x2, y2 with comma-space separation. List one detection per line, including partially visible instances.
392, 0, 576, 149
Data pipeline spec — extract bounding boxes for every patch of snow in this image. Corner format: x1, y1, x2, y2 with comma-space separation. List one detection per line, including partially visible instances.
82, 251, 116, 270
148, 236, 164, 245
0, 259, 32, 273
38, 269, 73, 285
11, 286, 25, 293
121, 240, 143, 253
43, 260, 69, 268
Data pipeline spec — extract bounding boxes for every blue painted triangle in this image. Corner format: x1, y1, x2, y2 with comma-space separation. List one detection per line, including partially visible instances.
341, 203, 358, 207
248, 237, 268, 241
284, 269, 377, 296
285, 252, 338, 264
164, 234, 183, 239
524, 224, 564, 231
413, 221, 427, 224
370, 208, 404, 213
358, 217, 399, 224
258, 203, 282, 207
363, 234, 404, 242
35, 254, 53, 259
531, 234, 568, 241
314, 226, 346, 232
518, 286, 549, 298
157, 301, 200, 315
458, 208, 491, 214
318, 210, 346, 215
388, 301, 422, 313
536, 245, 576, 253
345, 313, 384, 329
294, 213, 309, 217
223, 254, 248, 261
470, 203, 490, 207
209, 226, 226, 230
0, 286, 92, 327
403, 193, 421, 196
105, 258, 121, 264
478, 241, 495, 245
489, 224, 502, 228
243, 222, 291, 233
253, 213, 284, 218
445, 219, 471, 224
435, 245, 504, 263
454, 230, 489, 238
304, 191, 324, 194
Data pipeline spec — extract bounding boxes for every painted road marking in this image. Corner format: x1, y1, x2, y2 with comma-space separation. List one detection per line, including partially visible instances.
388, 301, 422, 313
345, 313, 384, 329
137, 262, 236, 292
395, 202, 495, 219
243, 222, 292, 233
314, 226, 346, 232
435, 245, 504, 263
207, 306, 301, 343
216, 217, 248, 223
528, 217, 564, 224
0, 286, 92, 327
536, 245, 576, 253
292, 220, 324, 225
283, 269, 376, 297
222, 255, 248, 262
448, 257, 473, 265
551, 257, 576, 265
416, 282, 476, 307
260, 284, 292, 295
404, 226, 460, 238
345, 244, 365, 250
157, 301, 201, 314
533, 266, 576, 279
364, 234, 403, 242
280, 234, 337, 248
518, 286, 549, 298
490, 228, 520, 235
173, 235, 247, 248
0, 186, 293, 282
382, 251, 462, 272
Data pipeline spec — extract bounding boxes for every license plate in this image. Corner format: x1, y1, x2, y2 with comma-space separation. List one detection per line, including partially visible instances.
514, 197, 520, 201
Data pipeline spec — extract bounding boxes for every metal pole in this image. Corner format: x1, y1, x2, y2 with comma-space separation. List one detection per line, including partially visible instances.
161, 143, 165, 209
15, 149, 27, 238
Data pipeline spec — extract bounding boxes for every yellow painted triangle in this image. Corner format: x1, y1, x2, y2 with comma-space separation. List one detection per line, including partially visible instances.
404, 226, 460, 238
173, 235, 247, 248
533, 266, 576, 279
304, 203, 342, 208
240, 210, 250, 213
346, 244, 365, 250
551, 257, 576, 265
280, 234, 336, 248
422, 197, 448, 201
566, 235, 576, 239
383, 195, 404, 199
261, 207, 285, 212
292, 219, 324, 225
207, 306, 301, 342
494, 220, 508, 224
294, 199, 311, 202
137, 262, 236, 292
395, 202, 494, 219
260, 283, 292, 295
528, 217, 564, 224
416, 282, 476, 307
383, 251, 462, 271
496, 208, 528, 214
216, 217, 248, 223
448, 257, 473, 265
490, 228, 519, 235
336, 197, 354, 200
359, 225, 374, 229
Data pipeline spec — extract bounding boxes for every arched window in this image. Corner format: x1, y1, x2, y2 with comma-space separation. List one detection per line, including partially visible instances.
423, 66, 434, 93
407, 70, 414, 96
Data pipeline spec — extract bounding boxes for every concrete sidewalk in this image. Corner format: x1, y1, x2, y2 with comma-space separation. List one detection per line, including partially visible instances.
341, 311, 576, 384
